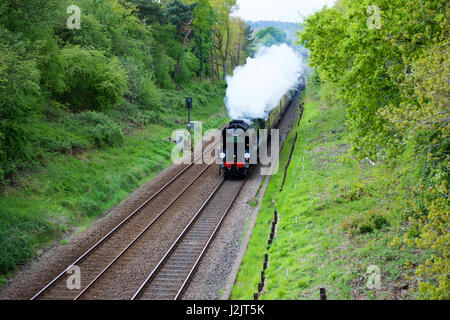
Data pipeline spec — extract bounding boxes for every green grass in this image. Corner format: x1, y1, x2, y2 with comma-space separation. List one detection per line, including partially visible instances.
0, 81, 229, 278
231, 88, 429, 300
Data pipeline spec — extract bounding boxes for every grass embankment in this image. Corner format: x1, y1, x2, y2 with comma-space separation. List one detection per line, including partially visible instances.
231, 88, 432, 300
0, 82, 229, 283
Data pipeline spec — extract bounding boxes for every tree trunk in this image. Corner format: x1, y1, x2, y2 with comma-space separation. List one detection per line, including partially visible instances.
237, 34, 241, 66
211, 31, 215, 83
174, 18, 193, 81
223, 25, 230, 80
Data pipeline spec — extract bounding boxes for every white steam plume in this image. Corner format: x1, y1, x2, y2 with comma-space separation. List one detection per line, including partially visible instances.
225, 44, 305, 121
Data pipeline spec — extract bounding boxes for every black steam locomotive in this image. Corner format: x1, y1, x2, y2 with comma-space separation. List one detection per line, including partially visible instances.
218, 92, 295, 178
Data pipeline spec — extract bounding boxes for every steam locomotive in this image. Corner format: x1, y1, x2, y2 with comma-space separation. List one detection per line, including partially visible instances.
218, 91, 297, 178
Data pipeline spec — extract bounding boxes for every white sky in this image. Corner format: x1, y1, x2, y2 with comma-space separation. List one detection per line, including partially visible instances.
234, 0, 336, 23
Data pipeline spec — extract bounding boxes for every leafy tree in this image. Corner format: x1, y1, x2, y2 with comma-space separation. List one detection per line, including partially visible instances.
164, 1, 196, 81
129, 0, 167, 25
0, 0, 254, 181
242, 25, 256, 58
58, 47, 128, 112
0, 40, 41, 178
191, 0, 216, 81
299, 0, 449, 299
255, 26, 287, 47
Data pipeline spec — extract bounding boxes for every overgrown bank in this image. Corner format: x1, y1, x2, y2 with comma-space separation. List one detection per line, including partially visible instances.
231, 85, 447, 300
0, 82, 228, 284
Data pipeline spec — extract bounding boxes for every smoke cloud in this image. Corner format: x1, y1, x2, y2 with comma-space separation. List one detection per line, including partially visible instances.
225, 44, 305, 121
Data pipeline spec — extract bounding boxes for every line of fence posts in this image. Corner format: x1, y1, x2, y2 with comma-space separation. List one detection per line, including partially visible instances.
254, 211, 278, 300
254, 102, 306, 300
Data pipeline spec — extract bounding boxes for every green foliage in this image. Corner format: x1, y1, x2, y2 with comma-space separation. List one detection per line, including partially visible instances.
165, 1, 196, 40
0, 0, 63, 40
176, 50, 200, 84
299, 0, 448, 159
409, 191, 449, 300
138, 76, 163, 110
58, 12, 112, 51
242, 25, 256, 57
0, 82, 228, 276
0, 40, 41, 179
334, 182, 370, 204
58, 47, 128, 112
129, 0, 167, 24
0, 206, 57, 273
192, 0, 216, 79
75, 111, 124, 147
255, 26, 287, 47
299, 0, 449, 299
118, 101, 159, 127
232, 88, 421, 300
341, 210, 389, 237
151, 24, 179, 89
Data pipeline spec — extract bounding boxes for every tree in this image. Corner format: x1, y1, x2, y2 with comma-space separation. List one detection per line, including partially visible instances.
242, 25, 256, 58
299, 0, 449, 299
210, 0, 237, 79
129, 0, 167, 24
191, 0, 216, 81
255, 26, 287, 47
164, 1, 196, 81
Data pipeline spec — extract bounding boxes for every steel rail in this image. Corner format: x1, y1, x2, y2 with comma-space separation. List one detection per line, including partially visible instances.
174, 179, 246, 300
131, 177, 246, 300
31, 140, 219, 300
73, 161, 215, 300
130, 178, 226, 300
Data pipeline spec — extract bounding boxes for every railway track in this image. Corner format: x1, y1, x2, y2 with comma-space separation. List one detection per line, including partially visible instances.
132, 178, 246, 300
17, 86, 303, 300
31, 140, 221, 300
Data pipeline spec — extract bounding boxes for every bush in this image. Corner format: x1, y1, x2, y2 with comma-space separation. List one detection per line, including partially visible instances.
0, 40, 42, 179
319, 81, 340, 108
334, 182, 370, 203
59, 46, 128, 112
57, 13, 112, 52
89, 124, 124, 148
402, 186, 449, 300
138, 76, 163, 110
118, 101, 159, 128
341, 210, 389, 237
75, 111, 124, 147
0, 210, 56, 273
153, 50, 175, 89
0, 228, 33, 273
176, 51, 200, 84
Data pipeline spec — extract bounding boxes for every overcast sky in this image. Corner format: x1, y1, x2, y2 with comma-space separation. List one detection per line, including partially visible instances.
234, 0, 336, 23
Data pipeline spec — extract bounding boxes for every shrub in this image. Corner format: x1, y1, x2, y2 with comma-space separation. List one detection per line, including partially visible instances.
0, 40, 42, 179
118, 101, 160, 128
341, 210, 389, 237
402, 186, 449, 300
139, 76, 163, 110
153, 50, 175, 89
0, 210, 56, 273
335, 182, 369, 203
0, 228, 33, 273
176, 51, 199, 84
89, 123, 124, 148
75, 111, 124, 147
59, 46, 128, 112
